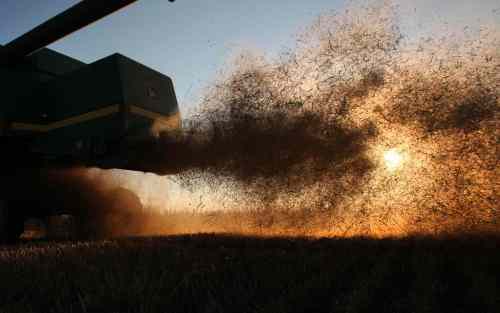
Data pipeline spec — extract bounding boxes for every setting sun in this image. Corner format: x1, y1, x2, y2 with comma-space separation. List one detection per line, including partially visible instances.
383, 149, 403, 171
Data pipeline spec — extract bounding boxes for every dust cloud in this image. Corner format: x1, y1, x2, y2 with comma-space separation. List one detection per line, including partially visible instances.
26, 1, 499, 238
128, 1, 499, 236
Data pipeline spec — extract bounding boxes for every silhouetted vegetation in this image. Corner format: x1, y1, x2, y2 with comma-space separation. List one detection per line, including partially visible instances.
1, 234, 499, 313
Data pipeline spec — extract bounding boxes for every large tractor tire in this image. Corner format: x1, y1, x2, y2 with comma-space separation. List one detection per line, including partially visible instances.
0, 199, 25, 244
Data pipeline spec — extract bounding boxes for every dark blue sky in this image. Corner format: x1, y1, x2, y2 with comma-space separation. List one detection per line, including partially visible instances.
1, 0, 498, 113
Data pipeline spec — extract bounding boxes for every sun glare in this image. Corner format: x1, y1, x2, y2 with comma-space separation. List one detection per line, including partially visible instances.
383, 149, 403, 171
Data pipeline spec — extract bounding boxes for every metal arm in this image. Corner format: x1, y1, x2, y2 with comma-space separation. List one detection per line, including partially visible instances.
1, 0, 139, 65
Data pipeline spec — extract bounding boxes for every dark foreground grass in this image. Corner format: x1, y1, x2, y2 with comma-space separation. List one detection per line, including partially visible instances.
0, 234, 498, 313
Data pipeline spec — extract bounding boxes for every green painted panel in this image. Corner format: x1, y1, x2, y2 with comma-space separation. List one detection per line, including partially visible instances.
116, 54, 179, 116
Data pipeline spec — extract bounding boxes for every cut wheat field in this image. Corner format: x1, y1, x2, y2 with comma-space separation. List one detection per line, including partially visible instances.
0, 234, 498, 313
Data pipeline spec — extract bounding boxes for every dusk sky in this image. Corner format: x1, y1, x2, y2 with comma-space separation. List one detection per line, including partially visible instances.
1, 0, 498, 113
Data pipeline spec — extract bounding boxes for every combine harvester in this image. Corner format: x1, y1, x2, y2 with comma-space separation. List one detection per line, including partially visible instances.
0, 0, 179, 242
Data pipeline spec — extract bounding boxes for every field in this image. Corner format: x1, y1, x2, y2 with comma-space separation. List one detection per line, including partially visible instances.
0, 234, 499, 313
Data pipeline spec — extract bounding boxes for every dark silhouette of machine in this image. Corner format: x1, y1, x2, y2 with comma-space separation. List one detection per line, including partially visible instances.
0, 0, 180, 242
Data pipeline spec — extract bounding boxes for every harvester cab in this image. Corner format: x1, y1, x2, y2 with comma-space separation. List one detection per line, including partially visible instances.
0, 0, 180, 169
0, 0, 180, 242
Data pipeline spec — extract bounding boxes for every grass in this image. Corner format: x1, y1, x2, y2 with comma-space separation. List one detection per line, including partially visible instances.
0, 234, 499, 313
